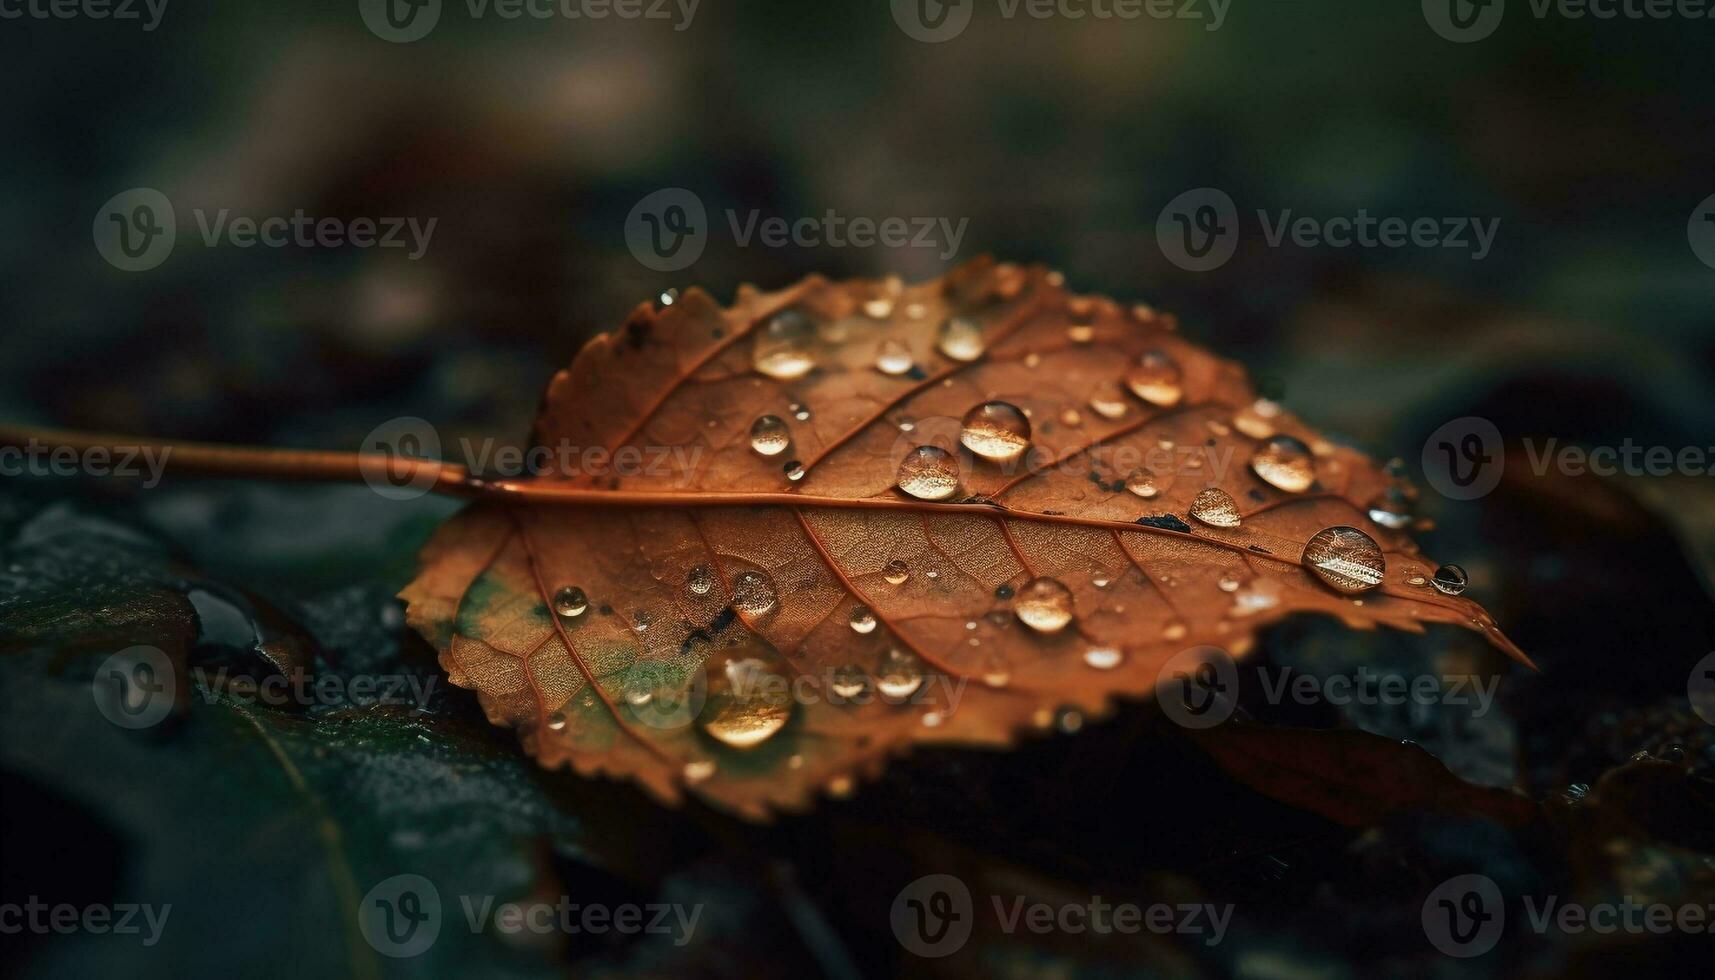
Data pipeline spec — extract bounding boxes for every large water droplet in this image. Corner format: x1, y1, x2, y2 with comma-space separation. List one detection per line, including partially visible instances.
1083, 646, 1123, 670
883, 559, 910, 585
1088, 383, 1130, 419
1302, 526, 1385, 595
875, 340, 913, 376
937, 317, 986, 361
732, 570, 779, 616
1124, 350, 1183, 407
849, 605, 877, 634
960, 401, 1031, 462
1126, 470, 1160, 499
686, 565, 716, 597
700, 644, 793, 749
896, 446, 960, 501
749, 414, 790, 456
553, 586, 589, 619
546, 710, 568, 731
1189, 487, 1242, 528
1013, 576, 1074, 633
830, 665, 868, 700
1431, 564, 1469, 596
752, 309, 817, 380
876, 648, 924, 699
1251, 436, 1315, 493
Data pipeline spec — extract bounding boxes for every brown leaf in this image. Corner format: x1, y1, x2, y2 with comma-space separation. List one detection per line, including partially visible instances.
401, 258, 1528, 820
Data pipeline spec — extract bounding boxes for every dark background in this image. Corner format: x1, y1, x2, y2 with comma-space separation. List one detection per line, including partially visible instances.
2, 2, 1713, 978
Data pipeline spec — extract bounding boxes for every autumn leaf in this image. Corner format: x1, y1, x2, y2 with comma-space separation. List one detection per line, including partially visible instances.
399, 257, 1529, 820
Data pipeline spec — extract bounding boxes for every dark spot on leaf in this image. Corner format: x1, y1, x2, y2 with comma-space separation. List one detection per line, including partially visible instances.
1136, 514, 1191, 533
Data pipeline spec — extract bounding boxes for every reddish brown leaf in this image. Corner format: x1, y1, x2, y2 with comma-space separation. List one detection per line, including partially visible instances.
400, 258, 1528, 820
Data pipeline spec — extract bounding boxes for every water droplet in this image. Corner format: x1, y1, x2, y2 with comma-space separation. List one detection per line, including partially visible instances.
1060, 408, 1083, 427
849, 606, 877, 634
982, 655, 1012, 688
883, 559, 910, 585
1124, 350, 1183, 407
830, 665, 868, 700
896, 446, 960, 501
790, 402, 812, 422
1217, 575, 1242, 593
1088, 383, 1130, 419
1405, 573, 1428, 587
683, 760, 716, 784
732, 570, 779, 616
1233, 406, 1275, 439
657, 288, 679, 308
1091, 569, 1112, 589
1126, 470, 1160, 499
632, 609, 655, 632
1024, 352, 1042, 369
782, 459, 806, 482
937, 317, 986, 361
1083, 646, 1123, 670
863, 295, 895, 319
1367, 487, 1413, 529
700, 644, 794, 749
896, 416, 915, 432
876, 649, 924, 699
875, 340, 913, 376
1302, 526, 1386, 595
827, 775, 855, 798
687, 565, 716, 597
749, 415, 790, 456
1013, 576, 1074, 633
1189, 487, 1242, 528
553, 586, 589, 619
752, 310, 817, 379
1251, 436, 1316, 493
1163, 621, 1188, 641
1431, 564, 1469, 596
546, 710, 568, 731
921, 710, 944, 728
1067, 323, 1095, 343
959, 401, 1032, 462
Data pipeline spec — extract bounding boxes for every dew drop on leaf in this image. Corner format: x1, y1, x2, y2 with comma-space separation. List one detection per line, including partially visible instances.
849, 605, 877, 634
1124, 350, 1183, 407
937, 316, 986, 362
1088, 382, 1130, 419
875, 339, 913, 376
1189, 487, 1242, 528
830, 664, 868, 699
683, 760, 716, 784
1126, 470, 1160, 498
783, 460, 806, 482
1302, 525, 1386, 595
546, 710, 568, 731
876, 648, 924, 698
959, 401, 1032, 462
1431, 563, 1469, 596
749, 415, 790, 456
896, 445, 960, 500
1013, 576, 1075, 633
753, 310, 817, 380
732, 570, 779, 615
1083, 646, 1123, 670
553, 586, 589, 619
883, 559, 910, 585
686, 565, 716, 597
700, 645, 794, 749
1251, 435, 1316, 493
